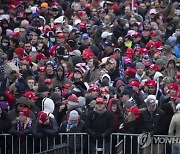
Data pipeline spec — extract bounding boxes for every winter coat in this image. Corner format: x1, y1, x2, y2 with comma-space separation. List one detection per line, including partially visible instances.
0, 110, 11, 133
9, 118, 33, 154
32, 117, 59, 138
169, 111, 180, 136
85, 109, 114, 143
139, 107, 167, 135
32, 117, 59, 153
83, 68, 100, 84
59, 120, 85, 151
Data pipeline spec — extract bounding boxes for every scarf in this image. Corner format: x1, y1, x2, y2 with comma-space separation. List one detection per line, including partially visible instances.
17, 118, 32, 131
66, 120, 78, 132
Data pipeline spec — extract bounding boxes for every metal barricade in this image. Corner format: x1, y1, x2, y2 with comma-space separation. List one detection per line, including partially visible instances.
111, 133, 180, 154
37, 143, 69, 154
1, 133, 180, 154
0, 133, 89, 154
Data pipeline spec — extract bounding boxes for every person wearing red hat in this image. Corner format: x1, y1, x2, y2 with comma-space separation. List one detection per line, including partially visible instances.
78, 10, 88, 22
24, 91, 40, 115
88, 83, 100, 97
149, 64, 160, 78
32, 111, 58, 152
168, 83, 179, 102
124, 67, 136, 83
9, 107, 33, 153
85, 97, 114, 154
145, 79, 157, 95
119, 105, 141, 154
44, 78, 53, 90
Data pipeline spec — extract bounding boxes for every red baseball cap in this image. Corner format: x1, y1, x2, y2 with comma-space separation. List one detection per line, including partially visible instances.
19, 107, 30, 117
133, 32, 141, 38
169, 83, 179, 91
146, 41, 155, 50
67, 94, 78, 103
124, 68, 136, 76
96, 97, 105, 104
146, 80, 157, 87
125, 48, 134, 58
129, 80, 140, 88
150, 64, 160, 71
78, 11, 86, 17
24, 91, 38, 100
36, 53, 47, 60
139, 48, 149, 55
81, 48, 95, 60
126, 105, 140, 119
57, 33, 66, 39
22, 56, 32, 64
150, 30, 157, 37
38, 66, 46, 72
37, 111, 48, 123
153, 50, 161, 56
44, 78, 53, 84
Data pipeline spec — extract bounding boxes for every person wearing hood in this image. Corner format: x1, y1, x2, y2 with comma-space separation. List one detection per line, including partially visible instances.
45, 61, 56, 79
36, 83, 49, 110
85, 97, 114, 154
64, 94, 84, 121
59, 110, 85, 153
41, 97, 55, 118
8, 97, 36, 124
166, 59, 176, 78
52, 64, 72, 88
107, 98, 124, 132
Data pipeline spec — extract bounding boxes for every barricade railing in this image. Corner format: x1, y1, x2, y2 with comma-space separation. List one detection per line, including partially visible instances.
111, 133, 180, 154
1, 133, 180, 154
0, 133, 89, 154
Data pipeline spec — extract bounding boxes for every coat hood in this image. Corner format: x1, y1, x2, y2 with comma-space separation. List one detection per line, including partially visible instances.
42, 98, 55, 114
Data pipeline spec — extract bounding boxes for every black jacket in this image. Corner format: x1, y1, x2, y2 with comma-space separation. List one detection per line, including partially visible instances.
0, 110, 11, 133
32, 117, 59, 138
59, 120, 85, 151
139, 107, 167, 135
85, 109, 114, 143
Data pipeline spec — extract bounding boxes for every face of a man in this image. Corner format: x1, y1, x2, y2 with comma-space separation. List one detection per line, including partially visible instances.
148, 86, 156, 94
136, 68, 144, 76
147, 104, 157, 112
27, 79, 35, 90
88, 58, 94, 68
46, 65, 54, 74
95, 103, 105, 111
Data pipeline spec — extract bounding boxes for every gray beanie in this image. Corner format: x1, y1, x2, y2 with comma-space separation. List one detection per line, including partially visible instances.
69, 110, 79, 121
136, 62, 145, 69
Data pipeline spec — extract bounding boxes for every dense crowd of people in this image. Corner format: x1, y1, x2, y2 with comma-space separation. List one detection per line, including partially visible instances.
0, 0, 180, 153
